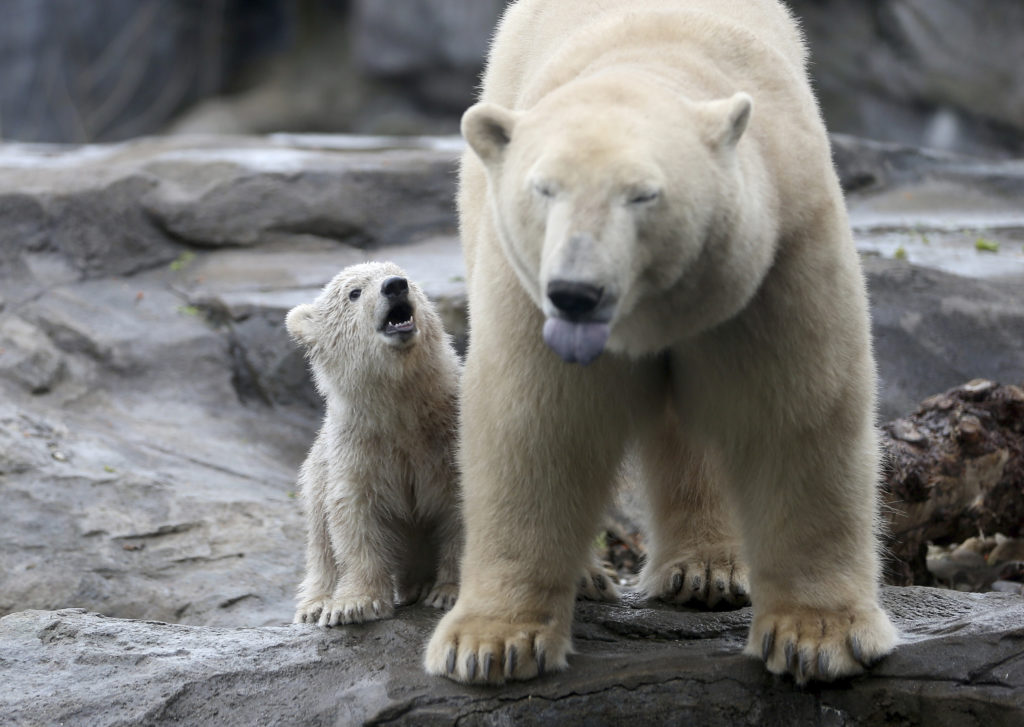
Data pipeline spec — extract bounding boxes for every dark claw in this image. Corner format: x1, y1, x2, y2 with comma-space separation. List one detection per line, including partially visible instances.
691, 575, 703, 592
849, 634, 866, 666
593, 573, 607, 592
715, 578, 726, 592
761, 629, 776, 662
817, 650, 830, 677
446, 646, 456, 674
784, 641, 796, 671
482, 652, 493, 681
579, 576, 589, 592
670, 572, 683, 594
797, 649, 810, 680
537, 648, 546, 676
466, 652, 478, 681
506, 645, 518, 676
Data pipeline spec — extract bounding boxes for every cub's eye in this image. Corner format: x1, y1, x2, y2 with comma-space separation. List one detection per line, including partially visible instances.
628, 189, 660, 205
348, 288, 362, 301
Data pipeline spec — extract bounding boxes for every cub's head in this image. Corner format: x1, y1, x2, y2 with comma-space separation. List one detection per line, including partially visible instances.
463, 71, 772, 364
286, 262, 437, 392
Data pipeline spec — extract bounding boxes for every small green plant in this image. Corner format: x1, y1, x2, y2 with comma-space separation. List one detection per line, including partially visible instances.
893, 245, 908, 261
974, 237, 999, 253
169, 251, 196, 272
103, 465, 115, 473
177, 305, 200, 317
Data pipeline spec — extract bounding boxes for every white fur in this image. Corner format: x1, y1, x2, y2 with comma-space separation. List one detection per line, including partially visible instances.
426, 0, 896, 685
289, 262, 463, 626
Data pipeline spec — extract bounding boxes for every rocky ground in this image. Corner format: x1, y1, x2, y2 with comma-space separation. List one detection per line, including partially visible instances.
1, 134, 1022, 724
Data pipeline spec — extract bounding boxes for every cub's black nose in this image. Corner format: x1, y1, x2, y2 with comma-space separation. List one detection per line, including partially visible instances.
381, 276, 409, 299
547, 279, 603, 319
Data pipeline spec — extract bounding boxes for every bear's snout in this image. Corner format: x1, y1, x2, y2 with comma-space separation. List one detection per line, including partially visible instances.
382, 276, 409, 300
546, 279, 604, 321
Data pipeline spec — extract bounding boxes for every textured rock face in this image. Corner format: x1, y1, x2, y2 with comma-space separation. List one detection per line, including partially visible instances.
1, 588, 1022, 726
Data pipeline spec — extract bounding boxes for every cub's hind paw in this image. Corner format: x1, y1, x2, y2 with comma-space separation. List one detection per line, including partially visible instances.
425, 609, 572, 684
640, 551, 749, 607
317, 594, 394, 626
423, 582, 459, 610
745, 603, 897, 685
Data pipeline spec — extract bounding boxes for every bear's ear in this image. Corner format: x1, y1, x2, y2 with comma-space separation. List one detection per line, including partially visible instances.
462, 102, 519, 165
285, 304, 317, 347
700, 92, 753, 149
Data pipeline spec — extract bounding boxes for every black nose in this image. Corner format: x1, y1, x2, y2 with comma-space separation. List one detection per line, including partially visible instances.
381, 276, 408, 299
547, 279, 603, 319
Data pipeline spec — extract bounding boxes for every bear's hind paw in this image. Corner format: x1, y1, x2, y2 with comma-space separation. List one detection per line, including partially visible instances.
745, 603, 897, 685
576, 562, 620, 602
641, 553, 750, 607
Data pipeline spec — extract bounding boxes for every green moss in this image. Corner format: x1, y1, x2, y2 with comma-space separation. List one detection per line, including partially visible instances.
169, 251, 196, 271
893, 245, 908, 261
974, 237, 999, 253
177, 305, 200, 317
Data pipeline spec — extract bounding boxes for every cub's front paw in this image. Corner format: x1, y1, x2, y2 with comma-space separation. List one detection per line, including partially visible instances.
746, 603, 897, 685
422, 582, 459, 610
576, 561, 620, 602
424, 608, 572, 684
640, 550, 749, 607
317, 593, 394, 626
294, 597, 332, 624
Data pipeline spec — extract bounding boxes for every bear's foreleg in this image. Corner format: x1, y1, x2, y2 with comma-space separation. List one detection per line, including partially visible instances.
424, 336, 639, 683
729, 416, 896, 684
422, 513, 462, 610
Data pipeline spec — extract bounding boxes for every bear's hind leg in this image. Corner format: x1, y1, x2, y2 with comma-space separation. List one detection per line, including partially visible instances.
636, 411, 749, 608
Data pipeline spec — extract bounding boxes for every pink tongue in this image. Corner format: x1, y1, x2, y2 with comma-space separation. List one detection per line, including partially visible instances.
542, 318, 610, 365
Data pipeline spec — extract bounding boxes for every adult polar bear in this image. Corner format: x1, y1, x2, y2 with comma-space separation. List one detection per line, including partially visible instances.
427, 0, 897, 685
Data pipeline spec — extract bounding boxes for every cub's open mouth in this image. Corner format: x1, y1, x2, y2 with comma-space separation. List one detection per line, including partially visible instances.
382, 301, 416, 336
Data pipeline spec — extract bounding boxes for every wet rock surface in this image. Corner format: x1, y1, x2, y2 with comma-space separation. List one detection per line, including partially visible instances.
0, 134, 1022, 723
1, 588, 1022, 726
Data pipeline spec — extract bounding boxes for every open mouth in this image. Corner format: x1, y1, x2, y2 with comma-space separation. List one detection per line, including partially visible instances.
382, 301, 416, 337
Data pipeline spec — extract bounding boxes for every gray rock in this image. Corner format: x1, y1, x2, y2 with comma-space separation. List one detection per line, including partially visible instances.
1, 588, 1021, 726
0, 136, 1022, 725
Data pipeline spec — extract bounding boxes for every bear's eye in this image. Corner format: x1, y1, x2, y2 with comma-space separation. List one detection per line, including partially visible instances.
532, 181, 557, 199
348, 288, 362, 301
628, 189, 660, 205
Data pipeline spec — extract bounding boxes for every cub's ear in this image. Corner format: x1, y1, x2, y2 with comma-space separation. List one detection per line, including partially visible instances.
700, 92, 753, 149
462, 102, 519, 165
285, 304, 317, 347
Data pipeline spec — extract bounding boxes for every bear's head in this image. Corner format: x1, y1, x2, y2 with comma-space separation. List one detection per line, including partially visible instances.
286, 261, 439, 395
462, 71, 775, 364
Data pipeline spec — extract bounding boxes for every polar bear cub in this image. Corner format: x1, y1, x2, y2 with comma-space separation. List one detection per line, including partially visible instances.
287, 261, 462, 626
426, 0, 896, 686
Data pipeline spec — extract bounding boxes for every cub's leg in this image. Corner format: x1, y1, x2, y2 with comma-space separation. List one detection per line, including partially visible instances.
727, 409, 896, 684
422, 514, 462, 610
636, 411, 749, 608
294, 447, 338, 623
316, 470, 397, 626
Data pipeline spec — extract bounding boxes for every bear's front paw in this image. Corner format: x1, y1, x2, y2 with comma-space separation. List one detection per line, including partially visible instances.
745, 603, 897, 685
640, 551, 749, 607
294, 597, 332, 624
424, 609, 572, 684
422, 582, 459, 610
317, 594, 395, 626
576, 561, 620, 602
